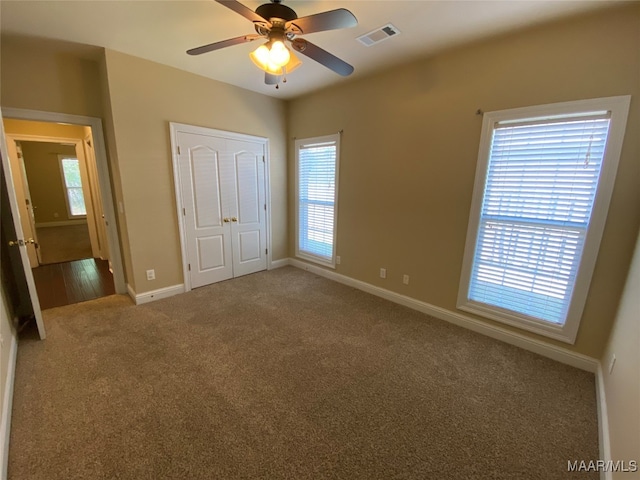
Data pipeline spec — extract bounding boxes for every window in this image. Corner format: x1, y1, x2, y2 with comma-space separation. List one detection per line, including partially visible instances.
295, 134, 340, 267
458, 96, 630, 343
59, 156, 87, 218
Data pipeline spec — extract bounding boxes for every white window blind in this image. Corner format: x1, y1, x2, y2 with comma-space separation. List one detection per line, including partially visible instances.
467, 114, 611, 325
296, 135, 339, 266
60, 157, 87, 217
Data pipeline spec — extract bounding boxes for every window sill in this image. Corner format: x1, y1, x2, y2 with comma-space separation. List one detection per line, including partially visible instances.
457, 301, 577, 344
295, 252, 335, 269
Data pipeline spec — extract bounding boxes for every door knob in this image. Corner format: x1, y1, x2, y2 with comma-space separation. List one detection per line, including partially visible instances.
231, 217, 238, 222
27, 238, 36, 244
223, 218, 230, 223
8, 240, 19, 247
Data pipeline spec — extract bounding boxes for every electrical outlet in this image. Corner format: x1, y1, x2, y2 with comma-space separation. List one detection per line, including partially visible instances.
608, 354, 616, 374
380, 268, 386, 279
146, 269, 156, 281
336, 256, 341, 265
403, 274, 409, 285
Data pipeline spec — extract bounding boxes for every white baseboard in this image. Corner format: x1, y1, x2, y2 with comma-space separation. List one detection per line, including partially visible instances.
127, 284, 185, 305
289, 258, 599, 373
595, 363, 612, 480
0, 333, 18, 480
35, 220, 88, 228
269, 258, 290, 270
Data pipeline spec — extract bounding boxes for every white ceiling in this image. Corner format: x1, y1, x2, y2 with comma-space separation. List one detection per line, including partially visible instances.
0, 0, 620, 100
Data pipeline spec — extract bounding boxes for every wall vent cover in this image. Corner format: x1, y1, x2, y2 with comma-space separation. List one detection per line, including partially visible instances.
357, 24, 400, 47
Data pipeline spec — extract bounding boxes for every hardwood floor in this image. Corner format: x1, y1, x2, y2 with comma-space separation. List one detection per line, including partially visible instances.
32, 258, 115, 310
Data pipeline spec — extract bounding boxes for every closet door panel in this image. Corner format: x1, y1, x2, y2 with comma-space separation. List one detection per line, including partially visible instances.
228, 145, 267, 277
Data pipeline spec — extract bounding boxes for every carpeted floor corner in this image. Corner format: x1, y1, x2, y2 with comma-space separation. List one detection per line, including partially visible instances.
9, 267, 599, 479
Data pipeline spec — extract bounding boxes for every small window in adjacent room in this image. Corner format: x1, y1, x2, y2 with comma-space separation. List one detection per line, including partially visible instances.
295, 134, 340, 267
458, 96, 630, 344
59, 156, 87, 218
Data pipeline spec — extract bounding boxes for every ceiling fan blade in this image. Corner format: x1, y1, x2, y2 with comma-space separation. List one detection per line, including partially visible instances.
215, 0, 270, 26
265, 73, 280, 85
291, 39, 354, 76
187, 34, 262, 55
287, 9, 357, 35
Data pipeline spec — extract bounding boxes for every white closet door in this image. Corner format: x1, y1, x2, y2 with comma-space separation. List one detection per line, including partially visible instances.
176, 128, 268, 289
227, 140, 267, 277
178, 132, 233, 288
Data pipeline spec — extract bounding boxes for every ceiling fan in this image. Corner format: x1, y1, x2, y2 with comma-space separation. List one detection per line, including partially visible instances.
187, 0, 358, 87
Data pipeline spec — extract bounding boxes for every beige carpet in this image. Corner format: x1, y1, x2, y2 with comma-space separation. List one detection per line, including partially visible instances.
10, 267, 599, 479
35, 224, 93, 264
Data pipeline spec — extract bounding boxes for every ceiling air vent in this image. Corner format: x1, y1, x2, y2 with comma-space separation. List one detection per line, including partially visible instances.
357, 24, 400, 47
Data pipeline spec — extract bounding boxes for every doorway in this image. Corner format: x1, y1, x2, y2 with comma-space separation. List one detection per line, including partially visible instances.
19, 140, 93, 264
2, 111, 125, 311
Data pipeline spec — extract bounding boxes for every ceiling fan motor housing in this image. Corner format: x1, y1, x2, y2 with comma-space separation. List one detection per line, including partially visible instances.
255, 2, 297, 23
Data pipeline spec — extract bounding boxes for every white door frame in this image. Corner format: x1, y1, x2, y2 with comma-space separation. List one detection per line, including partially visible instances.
3, 108, 126, 294
169, 122, 273, 292
0, 109, 46, 339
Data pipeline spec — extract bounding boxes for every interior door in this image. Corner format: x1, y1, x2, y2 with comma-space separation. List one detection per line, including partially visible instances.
6, 139, 39, 267
228, 140, 267, 277
178, 132, 233, 288
0, 112, 46, 339
17, 145, 42, 265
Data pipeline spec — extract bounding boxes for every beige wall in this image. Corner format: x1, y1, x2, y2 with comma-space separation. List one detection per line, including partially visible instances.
601, 228, 640, 475
0, 36, 103, 118
102, 50, 288, 292
0, 287, 16, 434
287, 4, 640, 358
19, 141, 76, 224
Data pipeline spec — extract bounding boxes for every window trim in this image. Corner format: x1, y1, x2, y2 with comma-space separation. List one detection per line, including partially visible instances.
295, 134, 340, 268
457, 96, 631, 344
58, 155, 87, 219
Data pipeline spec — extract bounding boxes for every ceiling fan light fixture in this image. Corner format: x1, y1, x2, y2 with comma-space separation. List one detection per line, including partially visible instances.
284, 50, 302, 73
250, 44, 271, 67
250, 41, 300, 74
269, 40, 290, 67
